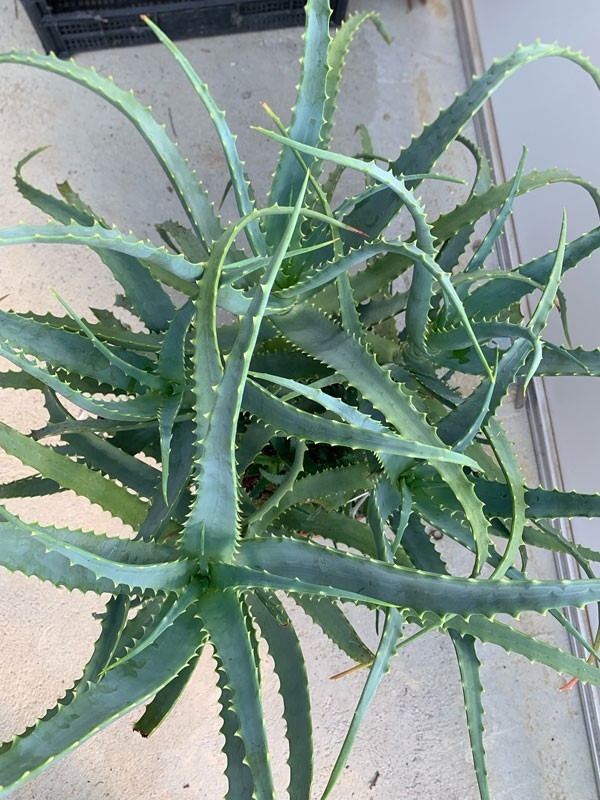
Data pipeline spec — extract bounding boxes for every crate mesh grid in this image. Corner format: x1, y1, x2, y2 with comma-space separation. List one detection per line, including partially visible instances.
21, 0, 345, 58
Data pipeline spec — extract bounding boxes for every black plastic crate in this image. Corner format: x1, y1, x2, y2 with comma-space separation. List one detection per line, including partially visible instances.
20, 0, 348, 58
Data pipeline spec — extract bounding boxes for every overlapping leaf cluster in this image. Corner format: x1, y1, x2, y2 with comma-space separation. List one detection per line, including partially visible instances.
1, 2, 600, 797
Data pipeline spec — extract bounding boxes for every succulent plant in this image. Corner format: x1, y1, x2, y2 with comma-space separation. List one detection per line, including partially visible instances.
1, 2, 600, 797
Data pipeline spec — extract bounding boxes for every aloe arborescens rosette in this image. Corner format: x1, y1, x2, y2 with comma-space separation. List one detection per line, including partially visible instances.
1, 3, 600, 798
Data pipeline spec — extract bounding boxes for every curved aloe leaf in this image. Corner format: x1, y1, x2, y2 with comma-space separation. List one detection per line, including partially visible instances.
0, 603, 204, 798
0, 222, 202, 282
142, 17, 266, 258
321, 481, 403, 800
450, 633, 489, 800
294, 595, 373, 664
464, 225, 600, 321
0, 308, 149, 391
184, 179, 309, 560
484, 418, 526, 579
445, 614, 600, 687
274, 304, 491, 571
343, 42, 600, 239
266, 0, 330, 245
0, 420, 148, 527
243, 378, 479, 468
0, 49, 225, 247
14, 149, 175, 330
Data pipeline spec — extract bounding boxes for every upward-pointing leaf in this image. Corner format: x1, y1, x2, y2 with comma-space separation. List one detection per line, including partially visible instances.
266, 0, 330, 245
184, 177, 309, 560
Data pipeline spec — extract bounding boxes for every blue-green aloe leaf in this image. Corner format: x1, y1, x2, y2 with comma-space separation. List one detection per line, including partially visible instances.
0, 512, 195, 594
484, 418, 526, 580
134, 652, 201, 737
294, 595, 374, 664
14, 149, 175, 330
449, 633, 489, 800
0, 49, 225, 248
445, 614, 600, 688
220, 536, 600, 618
0, 307, 150, 392
342, 43, 600, 240
475, 480, 600, 521
200, 590, 275, 800
0, 222, 202, 283
438, 215, 567, 446
244, 378, 479, 468
0, 338, 163, 422
273, 304, 491, 572
39, 388, 160, 499
0, 420, 148, 527
321, 481, 403, 800
249, 592, 313, 800
464, 225, 600, 322
184, 178, 309, 560
320, 608, 402, 800
0, 603, 205, 798
143, 16, 266, 258
266, 0, 330, 245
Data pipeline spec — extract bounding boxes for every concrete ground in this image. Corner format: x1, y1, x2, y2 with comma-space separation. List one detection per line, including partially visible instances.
0, 0, 597, 797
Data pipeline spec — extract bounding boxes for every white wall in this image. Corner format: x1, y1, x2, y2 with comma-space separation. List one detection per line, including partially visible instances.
468, 0, 600, 558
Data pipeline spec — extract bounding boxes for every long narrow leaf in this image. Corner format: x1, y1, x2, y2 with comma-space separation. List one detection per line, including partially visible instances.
0, 604, 204, 797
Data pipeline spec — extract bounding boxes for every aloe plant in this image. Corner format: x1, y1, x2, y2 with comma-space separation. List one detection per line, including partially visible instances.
1, 2, 600, 797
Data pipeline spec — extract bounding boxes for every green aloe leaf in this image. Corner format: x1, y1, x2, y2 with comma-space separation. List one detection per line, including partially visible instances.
0, 603, 205, 798
104, 578, 204, 672
274, 304, 491, 572
38, 404, 160, 500
343, 42, 600, 239
249, 592, 313, 800
449, 633, 489, 800
433, 168, 600, 250
0, 420, 148, 527
438, 217, 566, 447
294, 595, 374, 664
0, 513, 195, 594
0, 222, 202, 283
279, 506, 377, 557
266, 0, 330, 246
321, 481, 403, 800
0, 475, 59, 499
244, 378, 479, 468
212, 644, 255, 800
0, 338, 163, 422
475, 480, 600, 521
185, 178, 309, 560
464, 226, 600, 321
445, 615, 600, 688
320, 609, 402, 800
484, 418, 526, 579
200, 590, 275, 800
143, 17, 266, 258
14, 149, 175, 331
0, 307, 148, 391
222, 536, 600, 618
0, 49, 225, 247
134, 652, 201, 737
